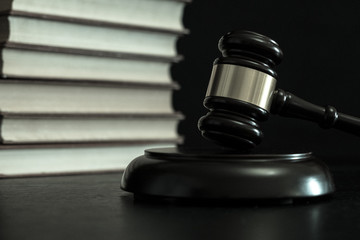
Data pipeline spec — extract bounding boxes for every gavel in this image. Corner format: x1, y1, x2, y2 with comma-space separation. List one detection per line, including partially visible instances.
198, 30, 360, 150
121, 30, 339, 200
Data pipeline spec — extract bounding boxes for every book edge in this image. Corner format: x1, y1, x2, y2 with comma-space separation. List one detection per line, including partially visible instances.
0, 78, 181, 90
0, 10, 190, 35
1, 112, 185, 119
1, 42, 184, 63
0, 169, 124, 179
0, 138, 184, 149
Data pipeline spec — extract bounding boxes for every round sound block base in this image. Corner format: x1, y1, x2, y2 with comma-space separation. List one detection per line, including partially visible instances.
120, 147, 335, 201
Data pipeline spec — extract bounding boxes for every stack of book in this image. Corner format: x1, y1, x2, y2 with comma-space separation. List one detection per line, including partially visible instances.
0, 0, 189, 177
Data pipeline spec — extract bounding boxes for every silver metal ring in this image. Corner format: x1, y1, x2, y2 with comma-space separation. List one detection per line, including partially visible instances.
206, 64, 277, 111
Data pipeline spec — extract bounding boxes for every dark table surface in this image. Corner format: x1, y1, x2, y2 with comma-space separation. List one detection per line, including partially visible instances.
1, 159, 360, 240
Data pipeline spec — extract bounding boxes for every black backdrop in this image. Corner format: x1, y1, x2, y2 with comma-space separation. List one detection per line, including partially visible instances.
173, 0, 360, 158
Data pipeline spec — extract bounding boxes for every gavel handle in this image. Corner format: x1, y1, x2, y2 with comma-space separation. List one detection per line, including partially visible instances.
271, 89, 360, 136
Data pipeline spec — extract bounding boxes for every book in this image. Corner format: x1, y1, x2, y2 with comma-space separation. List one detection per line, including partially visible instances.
0, 80, 178, 114
0, 12, 181, 57
0, 0, 189, 178
0, 43, 179, 83
0, 0, 189, 32
0, 113, 183, 144
0, 142, 180, 178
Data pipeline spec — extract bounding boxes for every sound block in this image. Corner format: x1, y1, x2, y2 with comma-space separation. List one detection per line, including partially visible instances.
120, 147, 334, 201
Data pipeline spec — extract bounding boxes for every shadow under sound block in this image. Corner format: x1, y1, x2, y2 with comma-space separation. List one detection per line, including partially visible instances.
120, 147, 334, 202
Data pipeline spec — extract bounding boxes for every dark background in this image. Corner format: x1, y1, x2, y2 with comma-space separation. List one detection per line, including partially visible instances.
173, 0, 360, 158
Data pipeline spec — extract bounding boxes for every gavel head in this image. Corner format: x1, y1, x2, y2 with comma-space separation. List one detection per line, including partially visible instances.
198, 30, 283, 150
